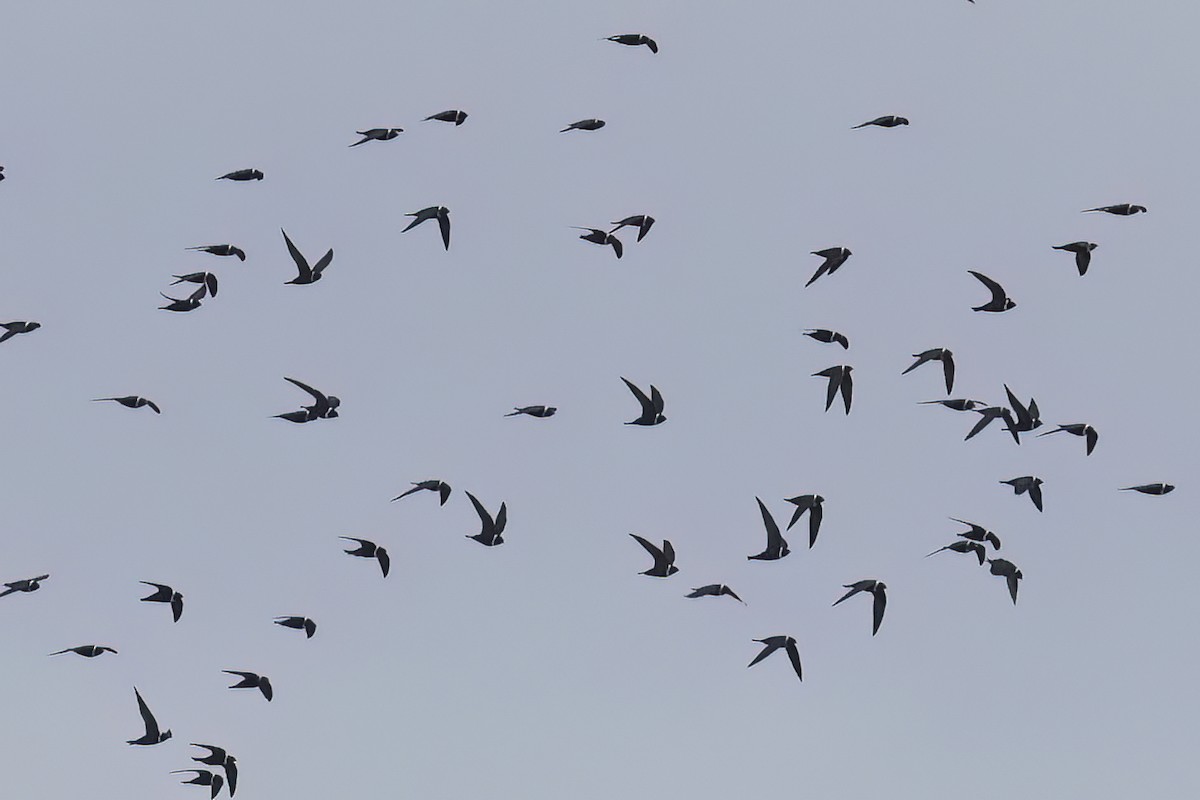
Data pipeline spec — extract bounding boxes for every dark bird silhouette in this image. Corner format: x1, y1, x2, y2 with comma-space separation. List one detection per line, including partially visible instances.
171, 770, 224, 800
187, 244, 245, 261
813, 365, 853, 413
806, 247, 851, 287
902, 348, 955, 394
621, 377, 666, 425
1053, 242, 1097, 276
127, 687, 171, 745
1083, 204, 1146, 215
561, 118, 606, 132
950, 518, 1001, 549
340, 537, 390, 576
93, 395, 161, 414
832, 580, 888, 636
784, 494, 824, 548
216, 169, 263, 181
605, 33, 658, 52
968, 270, 1016, 312
987, 558, 1023, 604
925, 540, 986, 566
465, 492, 507, 546
171, 272, 219, 297
1121, 483, 1175, 495
609, 215, 655, 242
686, 584, 744, 603
803, 329, 849, 349
1001, 476, 1044, 512
0, 574, 49, 598
574, 227, 623, 258
1038, 423, 1098, 455
224, 670, 272, 701
280, 376, 340, 420
49, 645, 117, 657
1003, 385, 1043, 435
274, 410, 312, 424
0, 165, 5, 181
190, 744, 238, 796
747, 636, 803, 681
747, 497, 789, 561
274, 616, 316, 638
392, 480, 451, 505
0, 321, 41, 343
350, 128, 403, 146
424, 110, 468, 125
506, 405, 557, 418
921, 398, 985, 411
852, 115, 908, 129
159, 292, 202, 312
965, 405, 1018, 443
629, 534, 678, 577
282, 228, 333, 285
139, 581, 184, 622
402, 206, 451, 250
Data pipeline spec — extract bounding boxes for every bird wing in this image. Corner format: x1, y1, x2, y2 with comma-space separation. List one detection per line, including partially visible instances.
171, 593, 184, 622
1006, 573, 1020, 604
494, 502, 507, 535
281, 229, 311, 280
629, 534, 664, 568
872, 587, 887, 635
1086, 426, 1098, 455
1029, 482, 1044, 512
438, 212, 451, 250
465, 492, 494, 535
134, 689, 160, 738
376, 548, 390, 577
312, 248, 334, 276
140, 582, 173, 602
969, 270, 1006, 304
284, 377, 329, 414
649, 385, 665, 415
756, 497, 783, 551
746, 640, 781, 668
809, 503, 823, 549
943, 354, 955, 394
784, 639, 803, 681
438, 482, 451, 506
840, 370, 853, 413
621, 377, 654, 416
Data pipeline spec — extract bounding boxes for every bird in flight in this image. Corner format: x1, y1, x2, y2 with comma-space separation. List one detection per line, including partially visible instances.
686, 584, 744, 603
832, 580, 888, 636
964, 405, 1017, 443
747, 636, 803, 681
805, 247, 851, 287
926, 540, 986, 565
1120, 483, 1174, 495
803, 329, 849, 349
813, 365, 853, 414
340, 537, 390, 576
621, 377, 665, 425
140, 581, 184, 622
392, 480, 452, 505
275, 376, 340, 423
127, 687, 171, 745
987, 558, 1023, 604
574, 227, 624, 258
1001, 476, 1044, 512
1003, 385, 1042, 435
784, 494, 824, 548
49, 644, 118, 657
629, 534, 678, 577
610, 215, 655, 242
604, 33, 658, 53
506, 405, 557, 418
171, 271, 219, 297
748, 497, 789, 561
403, 206, 451, 250
187, 243, 245, 261
190, 744, 238, 797
968, 270, 1016, 312
1052, 242, 1097, 275
282, 228, 334, 285
224, 670, 273, 701
1038, 423, 1098, 455
0, 321, 41, 344
216, 168, 263, 181
950, 518, 1001, 549
349, 128, 403, 146
274, 616, 317, 638
561, 118, 606, 132
1, 573, 49, 598
159, 290, 203, 312
424, 110, 468, 125
171, 770, 224, 800
921, 398, 986, 411
1082, 204, 1146, 215
902, 348, 955, 394
852, 115, 908, 129
93, 395, 161, 414
465, 492, 507, 546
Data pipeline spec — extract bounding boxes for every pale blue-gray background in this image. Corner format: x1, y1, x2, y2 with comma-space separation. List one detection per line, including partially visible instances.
1, 1, 1195, 797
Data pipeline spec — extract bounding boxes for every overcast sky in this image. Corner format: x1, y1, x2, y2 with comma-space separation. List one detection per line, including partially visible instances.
1, 1, 1196, 797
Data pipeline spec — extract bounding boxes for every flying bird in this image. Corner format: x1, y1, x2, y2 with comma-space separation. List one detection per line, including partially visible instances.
920, 398, 985, 411
187, 244, 245, 261
803, 329, 849, 349
964, 405, 1018, 443
216, 169, 263, 181
392, 480, 451, 505
784, 494, 824, 548
140, 581, 184, 622
609, 215, 655, 242
561, 118, 606, 132
686, 584, 744, 603
349, 128, 403, 146
813, 365, 853, 414
278, 376, 340, 421
127, 687, 171, 745
506, 405, 557, 418
1120, 483, 1175, 495
224, 670, 273, 701
620, 377, 666, 425
604, 33, 658, 53
49, 645, 117, 657
403, 206, 451, 250
1052, 242, 1097, 276
424, 110, 468, 125
465, 492, 507, 546
925, 540, 986, 566
574, 227, 624, 258
1001, 476, 1044, 512
902, 348, 955, 394
159, 292, 202, 312
171, 770, 224, 800
93, 395, 161, 414
190, 744, 238, 796
852, 115, 908, 129
0, 574, 49, 598
171, 272, 219, 297
987, 558, 1023, 604
340, 537, 390, 576
629, 534, 678, 577
747, 497, 789, 561
1003, 385, 1043, 435
968, 270, 1016, 312
0, 321, 41, 343
832, 580, 888, 636
282, 228, 334, 285
950, 518, 1001, 549
1038, 423, 1098, 455
274, 616, 317, 638
747, 636, 803, 681
1082, 204, 1146, 215
805, 247, 851, 287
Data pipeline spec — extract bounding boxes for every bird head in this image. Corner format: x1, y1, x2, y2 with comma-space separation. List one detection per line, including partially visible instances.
161, 730, 174, 742
1003, 299, 1016, 310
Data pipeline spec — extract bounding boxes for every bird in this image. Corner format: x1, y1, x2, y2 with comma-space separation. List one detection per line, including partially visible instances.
187, 244, 245, 261
965, 405, 1018, 443
49, 645, 117, 657
968, 270, 1016, 312
561, 118, 606, 132
1038, 423, 1098, 456
170, 272, 218, 297
747, 636, 803, 681
278, 376, 340, 421
574, 227, 623, 258
950, 518, 1001, 549
920, 398, 986, 411
1001, 476, 1044, 512
1121, 483, 1175, 495
465, 492, 506, 546
925, 540, 986, 566
0, 165, 5, 181
216, 169, 263, 181
171, 770, 224, 800
402, 206, 451, 250
140, 581, 184, 622
902, 348, 955, 394
747, 497, 789, 561
282, 228, 334, 285
1003, 385, 1043, 435
391, 480, 451, 505
604, 33, 658, 53
806, 247, 852, 287
274, 616, 317, 638
620, 377, 666, 425
349, 128, 403, 146
609, 215, 655, 242
1083, 204, 1146, 215
506, 405, 557, 418
1053, 242, 1097, 276
424, 110, 468, 125
224, 670, 273, 701
803, 329, 849, 349
340, 537, 390, 576
159, 292, 202, 312
813, 365, 853, 413
832, 580, 888, 636
987, 558, 1023, 604
0, 321, 41, 343
686, 584, 744, 603
93, 395, 161, 414
629, 534, 678, 577
126, 687, 171, 745
190, 744, 238, 796
852, 115, 908, 128
783, 494, 824, 548
0, 574, 49, 598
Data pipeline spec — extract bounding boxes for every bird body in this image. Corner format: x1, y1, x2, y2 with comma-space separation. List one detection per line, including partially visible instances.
969, 270, 1016, 312
1082, 204, 1145, 215
187, 243, 245, 260
902, 348, 955, 394
424, 110, 468, 125
274, 616, 317, 638
0, 574, 49, 597
350, 128, 403, 146
127, 687, 171, 745
139, 581, 184, 622
987, 558, 1023, 604
216, 169, 263, 181
806, 247, 851, 287
852, 115, 908, 128
1038, 423, 1098, 455
621, 377, 665, 425
629, 534, 678, 577
748, 497, 789, 561
747, 636, 803, 681
832, 580, 888, 635
784, 494, 824, 548
575, 227, 623, 258
341, 537, 390, 576
49, 644, 117, 657
1052, 241, 1097, 275
403, 206, 451, 250
506, 405, 557, 417
609, 215, 655, 242
465, 493, 507, 546
282, 228, 333, 284
171, 272, 218, 297
561, 118, 606, 132
686, 584, 744, 603
803, 329, 849, 349
1001, 476, 1044, 512
224, 670, 273, 701
1121, 483, 1174, 495
605, 33, 658, 52
0, 321, 41, 343
94, 395, 161, 413
392, 479, 451, 505
813, 365, 853, 413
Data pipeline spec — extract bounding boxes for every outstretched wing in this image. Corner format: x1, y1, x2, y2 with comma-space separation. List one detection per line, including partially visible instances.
281, 229, 311, 281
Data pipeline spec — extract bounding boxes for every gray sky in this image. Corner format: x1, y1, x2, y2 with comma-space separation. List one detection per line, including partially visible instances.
1, 1, 1196, 797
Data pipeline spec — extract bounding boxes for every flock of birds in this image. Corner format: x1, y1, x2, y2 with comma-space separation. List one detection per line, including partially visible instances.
0, 20, 1182, 799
